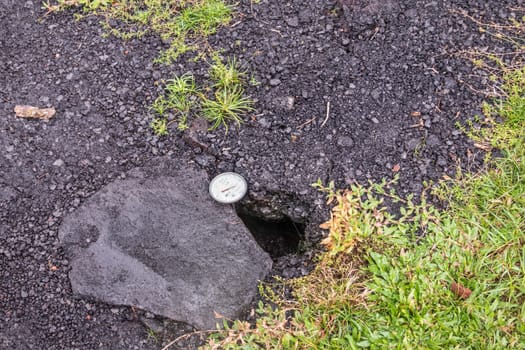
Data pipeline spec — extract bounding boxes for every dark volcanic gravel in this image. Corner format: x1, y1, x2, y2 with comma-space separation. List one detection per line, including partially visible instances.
0, 0, 520, 348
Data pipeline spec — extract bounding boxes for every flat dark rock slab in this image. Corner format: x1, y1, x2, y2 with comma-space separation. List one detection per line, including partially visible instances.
58, 165, 272, 330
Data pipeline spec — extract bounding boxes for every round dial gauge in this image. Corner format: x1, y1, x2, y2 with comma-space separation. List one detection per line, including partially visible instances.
209, 172, 248, 204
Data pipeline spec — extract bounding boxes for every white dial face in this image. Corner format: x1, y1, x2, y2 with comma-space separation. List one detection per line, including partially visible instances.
209, 172, 248, 204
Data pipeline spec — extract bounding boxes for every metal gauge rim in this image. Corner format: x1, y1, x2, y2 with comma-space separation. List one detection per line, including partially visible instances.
208, 172, 248, 204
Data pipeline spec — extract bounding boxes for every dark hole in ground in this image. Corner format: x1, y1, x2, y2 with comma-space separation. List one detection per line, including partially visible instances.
236, 209, 305, 260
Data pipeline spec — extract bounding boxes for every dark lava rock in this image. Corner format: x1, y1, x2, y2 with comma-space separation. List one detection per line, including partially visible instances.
58, 165, 272, 330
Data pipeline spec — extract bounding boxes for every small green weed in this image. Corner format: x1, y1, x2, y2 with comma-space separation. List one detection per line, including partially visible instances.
152, 73, 198, 131
145, 326, 160, 343
150, 117, 169, 136
151, 55, 253, 134
249, 74, 261, 87
209, 54, 247, 89
201, 85, 253, 131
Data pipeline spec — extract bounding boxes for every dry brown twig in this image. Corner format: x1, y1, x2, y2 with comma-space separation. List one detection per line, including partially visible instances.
161, 330, 217, 350
297, 116, 316, 129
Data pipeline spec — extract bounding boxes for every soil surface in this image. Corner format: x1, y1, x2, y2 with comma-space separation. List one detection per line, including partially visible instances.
0, 0, 519, 349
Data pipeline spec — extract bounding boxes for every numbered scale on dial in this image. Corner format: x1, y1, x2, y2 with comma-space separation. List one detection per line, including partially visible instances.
208, 172, 248, 204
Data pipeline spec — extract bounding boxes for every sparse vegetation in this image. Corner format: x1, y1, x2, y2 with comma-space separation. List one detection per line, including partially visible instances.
152, 56, 253, 134
44, 0, 256, 135
43, 0, 233, 64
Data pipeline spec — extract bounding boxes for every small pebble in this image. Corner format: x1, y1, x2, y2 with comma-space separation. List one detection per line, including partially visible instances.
53, 159, 65, 167
286, 16, 299, 27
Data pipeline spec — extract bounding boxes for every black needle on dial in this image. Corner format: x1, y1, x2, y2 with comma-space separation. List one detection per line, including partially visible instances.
221, 185, 236, 193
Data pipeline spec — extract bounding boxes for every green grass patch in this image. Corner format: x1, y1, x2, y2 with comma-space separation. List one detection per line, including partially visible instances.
151, 55, 253, 133
44, 0, 233, 63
